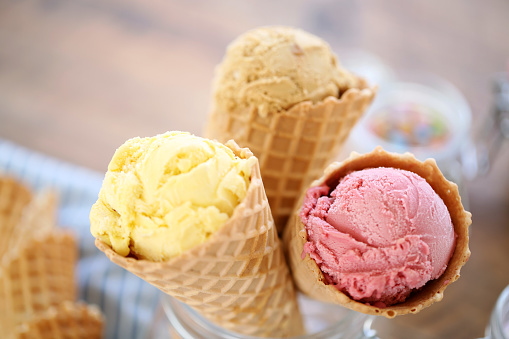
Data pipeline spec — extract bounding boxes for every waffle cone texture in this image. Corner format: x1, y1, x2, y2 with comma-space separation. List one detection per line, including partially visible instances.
206, 79, 376, 233
0, 177, 32, 260
14, 301, 104, 339
284, 146, 471, 318
0, 176, 102, 338
95, 140, 304, 338
0, 231, 78, 332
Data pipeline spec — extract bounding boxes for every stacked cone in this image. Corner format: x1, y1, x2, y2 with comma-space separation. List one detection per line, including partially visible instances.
15, 302, 104, 339
0, 177, 32, 259
1, 231, 77, 328
0, 176, 104, 339
283, 147, 472, 318
95, 140, 304, 338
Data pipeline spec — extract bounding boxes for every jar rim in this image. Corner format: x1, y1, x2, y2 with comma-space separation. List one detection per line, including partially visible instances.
161, 294, 375, 339
491, 284, 509, 339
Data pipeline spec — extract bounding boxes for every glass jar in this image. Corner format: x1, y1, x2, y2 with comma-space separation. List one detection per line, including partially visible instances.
338, 72, 472, 185
160, 294, 378, 339
484, 285, 509, 339
337, 69, 509, 206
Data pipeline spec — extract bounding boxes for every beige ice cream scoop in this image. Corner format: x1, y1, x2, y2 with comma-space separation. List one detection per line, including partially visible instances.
212, 26, 359, 118
206, 26, 376, 233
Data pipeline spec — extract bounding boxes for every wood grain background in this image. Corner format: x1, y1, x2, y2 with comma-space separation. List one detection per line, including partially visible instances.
1, 1, 508, 338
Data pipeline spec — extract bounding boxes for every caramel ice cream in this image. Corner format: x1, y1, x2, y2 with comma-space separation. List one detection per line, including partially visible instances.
212, 26, 358, 117
206, 26, 376, 232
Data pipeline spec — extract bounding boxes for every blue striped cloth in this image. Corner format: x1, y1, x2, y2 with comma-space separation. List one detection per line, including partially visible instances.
0, 139, 164, 339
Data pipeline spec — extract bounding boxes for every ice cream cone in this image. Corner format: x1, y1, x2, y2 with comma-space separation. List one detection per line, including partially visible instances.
206, 80, 376, 233
0, 176, 33, 260
95, 140, 304, 338
4, 190, 58, 265
284, 146, 471, 318
14, 301, 104, 339
20, 190, 57, 237
0, 231, 78, 332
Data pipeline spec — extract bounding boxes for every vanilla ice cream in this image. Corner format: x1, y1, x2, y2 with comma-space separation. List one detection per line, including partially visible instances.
90, 132, 256, 261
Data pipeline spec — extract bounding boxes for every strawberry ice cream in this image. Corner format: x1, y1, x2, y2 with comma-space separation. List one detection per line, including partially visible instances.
301, 167, 456, 307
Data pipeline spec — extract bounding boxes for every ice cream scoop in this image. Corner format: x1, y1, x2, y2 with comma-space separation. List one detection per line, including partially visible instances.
206, 26, 376, 233
211, 26, 359, 118
301, 167, 456, 307
90, 131, 256, 261
284, 147, 471, 318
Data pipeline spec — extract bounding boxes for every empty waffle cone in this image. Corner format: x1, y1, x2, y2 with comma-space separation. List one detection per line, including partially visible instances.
206, 79, 376, 233
0, 231, 78, 332
95, 140, 304, 338
283, 146, 471, 318
14, 301, 104, 339
0, 176, 33, 260
5, 190, 58, 264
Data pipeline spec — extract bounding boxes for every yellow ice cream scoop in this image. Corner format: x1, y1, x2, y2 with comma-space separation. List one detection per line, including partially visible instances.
90, 131, 256, 261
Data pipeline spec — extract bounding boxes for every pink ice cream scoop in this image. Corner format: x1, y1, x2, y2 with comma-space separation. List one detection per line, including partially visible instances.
301, 167, 456, 307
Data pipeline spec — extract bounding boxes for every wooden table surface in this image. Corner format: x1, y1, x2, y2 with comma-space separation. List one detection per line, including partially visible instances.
1, 1, 509, 338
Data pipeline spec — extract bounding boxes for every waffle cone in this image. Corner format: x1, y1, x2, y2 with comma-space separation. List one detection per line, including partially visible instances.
4, 190, 58, 265
95, 140, 304, 337
283, 146, 471, 318
0, 231, 78, 332
14, 301, 104, 339
0, 176, 33, 260
206, 79, 376, 233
